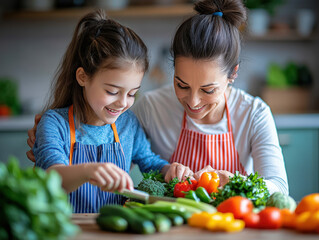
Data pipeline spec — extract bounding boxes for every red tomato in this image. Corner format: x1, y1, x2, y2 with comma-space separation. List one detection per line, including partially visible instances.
243, 212, 260, 228
258, 207, 282, 229
0, 105, 11, 116
217, 196, 254, 219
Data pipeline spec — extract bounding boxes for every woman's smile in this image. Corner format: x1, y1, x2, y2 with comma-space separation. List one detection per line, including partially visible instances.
187, 104, 206, 113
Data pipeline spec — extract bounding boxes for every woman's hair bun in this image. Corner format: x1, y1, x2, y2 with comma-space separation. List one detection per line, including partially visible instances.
194, 0, 247, 28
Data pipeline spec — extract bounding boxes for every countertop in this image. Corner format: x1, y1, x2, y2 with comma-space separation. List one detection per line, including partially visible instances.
71, 213, 318, 240
1, 113, 319, 131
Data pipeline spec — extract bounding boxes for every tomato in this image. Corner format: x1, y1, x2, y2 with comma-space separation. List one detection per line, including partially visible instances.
217, 196, 254, 219
258, 207, 282, 229
0, 105, 11, 116
295, 193, 319, 215
281, 208, 296, 228
242, 212, 260, 228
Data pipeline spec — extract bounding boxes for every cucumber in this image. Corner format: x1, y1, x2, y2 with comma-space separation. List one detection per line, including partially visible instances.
99, 205, 155, 234
176, 197, 217, 213
141, 204, 192, 223
131, 207, 172, 232
96, 215, 128, 232
131, 207, 155, 221
153, 213, 171, 232
153, 201, 201, 214
165, 213, 184, 226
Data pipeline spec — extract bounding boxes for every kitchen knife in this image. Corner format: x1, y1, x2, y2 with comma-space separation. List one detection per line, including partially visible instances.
116, 189, 177, 204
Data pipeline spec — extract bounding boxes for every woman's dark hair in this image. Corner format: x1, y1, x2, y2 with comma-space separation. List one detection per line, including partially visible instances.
45, 9, 148, 124
172, 0, 247, 77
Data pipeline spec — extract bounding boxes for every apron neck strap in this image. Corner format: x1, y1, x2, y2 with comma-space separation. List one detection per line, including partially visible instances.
68, 105, 76, 166
182, 93, 233, 132
68, 105, 121, 165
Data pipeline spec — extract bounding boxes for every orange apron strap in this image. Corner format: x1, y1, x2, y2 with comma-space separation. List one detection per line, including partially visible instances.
111, 123, 120, 143
68, 105, 76, 165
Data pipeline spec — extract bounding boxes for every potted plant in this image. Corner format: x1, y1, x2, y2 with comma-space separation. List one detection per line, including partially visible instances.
244, 0, 284, 36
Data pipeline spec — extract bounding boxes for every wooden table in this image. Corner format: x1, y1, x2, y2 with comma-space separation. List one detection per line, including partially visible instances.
71, 213, 318, 240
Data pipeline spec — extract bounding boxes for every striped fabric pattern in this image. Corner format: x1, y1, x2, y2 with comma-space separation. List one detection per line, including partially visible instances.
170, 97, 246, 175
69, 142, 127, 213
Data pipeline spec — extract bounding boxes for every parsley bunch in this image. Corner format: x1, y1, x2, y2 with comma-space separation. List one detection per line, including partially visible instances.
211, 171, 270, 207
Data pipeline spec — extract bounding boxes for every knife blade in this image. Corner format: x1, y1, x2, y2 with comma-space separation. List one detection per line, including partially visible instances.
117, 189, 177, 204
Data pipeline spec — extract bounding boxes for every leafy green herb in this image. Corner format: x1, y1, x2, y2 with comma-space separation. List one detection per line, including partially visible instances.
164, 177, 179, 197
211, 171, 270, 208
142, 170, 165, 183
0, 157, 79, 240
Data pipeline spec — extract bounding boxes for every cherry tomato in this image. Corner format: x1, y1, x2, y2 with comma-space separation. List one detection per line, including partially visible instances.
258, 207, 282, 229
242, 212, 260, 228
217, 196, 254, 219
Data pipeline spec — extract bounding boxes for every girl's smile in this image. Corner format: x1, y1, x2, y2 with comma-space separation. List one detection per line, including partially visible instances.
77, 65, 143, 126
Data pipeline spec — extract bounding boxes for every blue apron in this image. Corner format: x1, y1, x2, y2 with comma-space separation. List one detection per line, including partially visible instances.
68, 105, 127, 213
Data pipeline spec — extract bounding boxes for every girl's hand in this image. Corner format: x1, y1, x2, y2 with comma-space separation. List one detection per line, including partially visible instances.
87, 163, 134, 192
164, 162, 194, 182
194, 166, 234, 187
26, 114, 42, 162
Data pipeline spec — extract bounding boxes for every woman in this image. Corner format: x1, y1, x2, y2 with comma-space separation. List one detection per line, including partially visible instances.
132, 0, 288, 194
27, 0, 288, 194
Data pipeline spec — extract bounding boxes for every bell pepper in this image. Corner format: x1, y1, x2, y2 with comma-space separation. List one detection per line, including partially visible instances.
173, 177, 198, 198
183, 190, 200, 202
197, 172, 220, 194
188, 212, 244, 232
195, 187, 213, 203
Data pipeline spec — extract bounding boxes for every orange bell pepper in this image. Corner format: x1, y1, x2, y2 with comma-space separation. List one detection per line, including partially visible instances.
197, 172, 220, 194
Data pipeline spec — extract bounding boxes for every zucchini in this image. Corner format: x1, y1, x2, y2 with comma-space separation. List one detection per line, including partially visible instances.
99, 205, 155, 234
131, 207, 171, 232
130, 207, 155, 221
165, 213, 184, 226
96, 215, 128, 232
176, 197, 217, 213
151, 201, 201, 214
153, 213, 171, 232
141, 204, 192, 222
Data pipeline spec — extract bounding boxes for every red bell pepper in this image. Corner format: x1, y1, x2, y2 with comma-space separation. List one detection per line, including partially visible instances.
173, 177, 198, 198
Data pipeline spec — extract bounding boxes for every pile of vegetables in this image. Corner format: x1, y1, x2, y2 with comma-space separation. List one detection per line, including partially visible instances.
211, 171, 270, 208
0, 157, 79, 240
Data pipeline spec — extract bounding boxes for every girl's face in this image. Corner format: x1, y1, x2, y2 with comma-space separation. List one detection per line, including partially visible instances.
174, 57, 231, 124
77, 65, 143, 126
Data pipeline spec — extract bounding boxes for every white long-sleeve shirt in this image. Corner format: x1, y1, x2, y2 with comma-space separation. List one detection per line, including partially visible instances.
133, 84, 288, 195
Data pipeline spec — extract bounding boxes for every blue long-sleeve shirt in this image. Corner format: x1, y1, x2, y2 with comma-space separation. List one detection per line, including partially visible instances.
33, 107, 169, 173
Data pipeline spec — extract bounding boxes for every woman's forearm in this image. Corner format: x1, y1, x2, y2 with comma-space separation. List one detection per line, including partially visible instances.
47, 164, 89, 193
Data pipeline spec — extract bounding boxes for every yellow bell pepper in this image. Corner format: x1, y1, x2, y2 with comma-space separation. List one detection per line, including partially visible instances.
296, 211, 319, 233
188, 211, 245, 233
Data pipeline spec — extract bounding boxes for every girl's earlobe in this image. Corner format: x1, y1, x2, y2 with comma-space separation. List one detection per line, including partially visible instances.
76, 67, 87, 87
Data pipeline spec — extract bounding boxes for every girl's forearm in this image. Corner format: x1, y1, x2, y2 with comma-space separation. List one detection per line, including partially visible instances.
47, 164, 89, 193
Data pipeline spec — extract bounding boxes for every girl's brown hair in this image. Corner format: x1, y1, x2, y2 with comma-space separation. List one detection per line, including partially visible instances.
45, 9, 148, 124
172, 0, 247, 77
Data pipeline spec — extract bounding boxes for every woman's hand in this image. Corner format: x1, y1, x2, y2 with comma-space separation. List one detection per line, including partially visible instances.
26, 114, 42, 162
163, 162, 194, 182
87, 163, 134, 192
194, 165, 234, 187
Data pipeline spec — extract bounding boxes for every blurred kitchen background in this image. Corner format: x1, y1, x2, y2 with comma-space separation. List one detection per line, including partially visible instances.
0, 0, 318, 201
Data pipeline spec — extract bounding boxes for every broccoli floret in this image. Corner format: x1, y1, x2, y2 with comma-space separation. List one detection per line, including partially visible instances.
136, 179, 167, 196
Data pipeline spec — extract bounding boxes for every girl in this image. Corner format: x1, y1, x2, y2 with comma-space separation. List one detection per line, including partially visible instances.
32, 10, 191, 213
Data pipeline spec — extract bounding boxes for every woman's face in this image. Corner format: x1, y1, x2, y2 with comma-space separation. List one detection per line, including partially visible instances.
174, 57, 230, 124
77, 65, 143, 126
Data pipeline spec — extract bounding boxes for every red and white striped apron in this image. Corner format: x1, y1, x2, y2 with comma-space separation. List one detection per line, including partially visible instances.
170, 96, 246, 175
